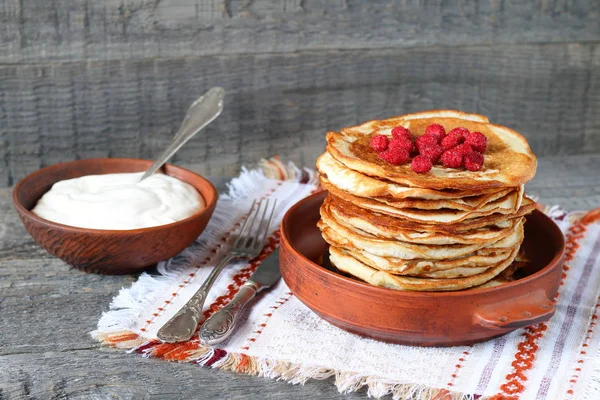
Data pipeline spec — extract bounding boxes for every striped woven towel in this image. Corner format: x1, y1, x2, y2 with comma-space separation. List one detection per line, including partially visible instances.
93, 159, 600, 400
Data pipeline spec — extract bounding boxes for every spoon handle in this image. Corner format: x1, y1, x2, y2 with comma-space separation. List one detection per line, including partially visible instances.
156, 254, 236, 343
140, 87, 225, 181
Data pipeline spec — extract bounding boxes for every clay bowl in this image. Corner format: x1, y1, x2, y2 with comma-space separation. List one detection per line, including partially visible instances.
280, 191, 565, 346
13, 158, 217, 275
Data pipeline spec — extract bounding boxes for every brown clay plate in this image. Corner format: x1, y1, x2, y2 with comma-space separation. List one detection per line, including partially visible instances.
280, 191, 565, 346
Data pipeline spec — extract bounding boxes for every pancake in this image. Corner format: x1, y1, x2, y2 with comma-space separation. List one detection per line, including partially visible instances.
327, 110, 537, 190
474, 259, 522, 288
329, 245, 519, 291
325, 194, 535, 234
342, 247, 515, 278
317, 151, 507, 201
321, 199, 523, 249
375, 187, 515, 211
318, 212, 525, 260
325, 196, 521, 245
319, 152, 517, 211
322, 177, 524, 224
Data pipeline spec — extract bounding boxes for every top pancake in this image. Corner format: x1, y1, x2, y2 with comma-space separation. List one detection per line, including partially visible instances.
327, 110, 537, 190
317, 151, 507, 201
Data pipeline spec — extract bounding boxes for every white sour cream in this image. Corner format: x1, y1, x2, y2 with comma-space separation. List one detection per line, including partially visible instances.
32, 172, 205, 230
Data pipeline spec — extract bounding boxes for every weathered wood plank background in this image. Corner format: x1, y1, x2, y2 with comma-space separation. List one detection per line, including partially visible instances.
1, 0, 598, 63
0, 0, 599, 187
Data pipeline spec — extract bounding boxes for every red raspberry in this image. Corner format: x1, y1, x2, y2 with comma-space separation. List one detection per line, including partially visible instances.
419, 144, 444, 163
416, 134, 439, 151
454, 143, 473, 156
391, 126, 411, 140
370, 135, 389, 152
425, 124, 446, 142
389, 137, 415, 153
378, 147, 410, 165
447, 127, 469, 142
441, 134, 463, 150
464, 151, 484, 171
411, 155, 433, 174
441, 149, 463, 168
465, 131, 487, 153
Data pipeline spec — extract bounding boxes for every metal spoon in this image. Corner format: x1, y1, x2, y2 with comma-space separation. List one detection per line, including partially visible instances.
140, 87, 225, 181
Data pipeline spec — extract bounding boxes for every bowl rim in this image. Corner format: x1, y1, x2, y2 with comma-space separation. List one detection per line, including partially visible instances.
280, 191, 566, 298
12, 157, 218, 235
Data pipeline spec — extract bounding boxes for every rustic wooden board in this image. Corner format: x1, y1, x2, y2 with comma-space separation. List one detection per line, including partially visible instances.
1, 156, 599, 399
585, 44, 600, 152
0, 0, 598, 64
2, 42, 599, 187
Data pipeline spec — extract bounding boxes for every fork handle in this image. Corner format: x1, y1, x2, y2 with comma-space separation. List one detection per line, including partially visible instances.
157, 254, 236, 343
199, 281, 260, 346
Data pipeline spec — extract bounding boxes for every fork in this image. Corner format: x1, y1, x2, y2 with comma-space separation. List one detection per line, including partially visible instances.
157, 198, 277, 343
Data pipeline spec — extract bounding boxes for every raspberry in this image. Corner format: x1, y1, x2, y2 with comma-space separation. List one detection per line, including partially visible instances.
370, 135, 389, 152
441, 149, 463, 168
464, 151, 484, 171
448, 127, 470, 142
378, 147, 410, 165
465, 131, 488, 153
411, 155, 433, 174
441, 134, 463, 150
419, 144, 444, 163
389, 137, 415, 153
425, 124, 446, 142
454, 143, 473, 156
391, 126, 411, 140
416, 134, 439, 151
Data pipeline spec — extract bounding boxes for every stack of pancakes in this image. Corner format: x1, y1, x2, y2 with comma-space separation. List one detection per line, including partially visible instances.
316, 110, 537, 291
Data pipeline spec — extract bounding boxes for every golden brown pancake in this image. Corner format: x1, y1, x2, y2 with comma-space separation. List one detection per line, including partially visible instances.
318, 212, 524, 260
324, 197, 521, 245
329, 245, 519, 291
316, 151, 506, 200
322, 177, 524, 224
324, 193, 535, 234
349, 248, 515, 278
327, 110, 537, 190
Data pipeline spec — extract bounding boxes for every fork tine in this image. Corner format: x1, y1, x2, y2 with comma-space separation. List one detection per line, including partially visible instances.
241, 198, 264, 247
253, 199, 277, 252
233, 200, 256, 247
247, 198, 271, 249
254, 198, 271, 239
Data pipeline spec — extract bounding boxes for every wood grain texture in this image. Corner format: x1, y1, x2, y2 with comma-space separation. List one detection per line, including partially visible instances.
1, 158, 599, 399
584, 45, 600, 152
2, 42, 600, 187
0, 351, 358, 400
0, 0, 598, 64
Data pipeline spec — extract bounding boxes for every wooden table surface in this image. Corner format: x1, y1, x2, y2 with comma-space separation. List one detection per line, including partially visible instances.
2, 154, 600, 400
